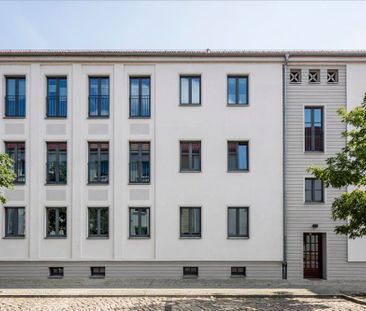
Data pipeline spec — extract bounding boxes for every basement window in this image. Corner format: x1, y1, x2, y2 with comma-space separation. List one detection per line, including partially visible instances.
289, 69, 301, 83
91, 266, 106, 278
183, 266, 198, 277
327, 69, 338, 83
308, 70, 320, 83
231, 266, 246, 277
49, 267, 64, 278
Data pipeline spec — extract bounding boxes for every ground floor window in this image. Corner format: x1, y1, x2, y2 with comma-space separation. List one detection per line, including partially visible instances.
129, 207, 150, 237
46, 207, 67, 238
5, 207, 25, 237
227, 207, 249, 238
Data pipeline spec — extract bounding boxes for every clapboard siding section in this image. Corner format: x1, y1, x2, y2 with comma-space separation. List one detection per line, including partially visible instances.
286, 65, 366, 280
0, 261, 282, 279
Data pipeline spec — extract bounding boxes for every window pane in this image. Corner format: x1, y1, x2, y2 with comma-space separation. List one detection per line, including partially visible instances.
89, 78, 98, 96
6, 78, 16, 96
58, 209, 67, 236
88, 208, 98, 236
130, 208, 139, 236
141, 78, 150, 96
101, 78, 109, 96
238, 208, 248, 236
180, 78, 189, 104
181, 154, 189, 170
192, 154, 200, 170
130, 79, 139, 96
191, 77, 200, 104
59, 79, 67, 97
48, 79, 56, 97
314, 190, 323, 202
191, 208, 201, 235
228, 78, 236, 104
238, 144, 248, 170
228, 208, 237, 236
17, 208, 25, 236
140, 209, 150, 236
89, 145, 99, 182
100, 147, 109, 182
305, 179, 313, 202
6, 208, 16, 236
180, 208, 190, 235
18, 78, 25, 96
47, 209, 57, 236
100, 208, 109, 236
238, 78, 247, 104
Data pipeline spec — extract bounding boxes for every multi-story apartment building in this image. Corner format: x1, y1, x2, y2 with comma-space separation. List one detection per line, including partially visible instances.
0, 50, 365, 280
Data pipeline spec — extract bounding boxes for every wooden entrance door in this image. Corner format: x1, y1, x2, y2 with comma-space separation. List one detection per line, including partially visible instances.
303, 233, 323, 279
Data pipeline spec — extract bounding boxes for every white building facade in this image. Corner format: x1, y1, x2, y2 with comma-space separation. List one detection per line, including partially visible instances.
0, 50, 365, 279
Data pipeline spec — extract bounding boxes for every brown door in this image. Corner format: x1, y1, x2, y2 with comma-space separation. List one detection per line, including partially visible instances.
303, 233, 323, 279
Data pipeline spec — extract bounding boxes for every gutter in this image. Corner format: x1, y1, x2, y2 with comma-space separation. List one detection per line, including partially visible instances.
282, 53, 289, 279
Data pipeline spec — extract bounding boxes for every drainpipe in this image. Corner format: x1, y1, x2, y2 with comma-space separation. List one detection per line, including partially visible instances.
282, 53, 289, 279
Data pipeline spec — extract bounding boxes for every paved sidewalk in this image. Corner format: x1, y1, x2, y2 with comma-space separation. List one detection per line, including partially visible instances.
1, 278, 366, 297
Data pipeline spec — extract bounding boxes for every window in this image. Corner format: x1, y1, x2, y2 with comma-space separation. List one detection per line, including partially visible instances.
4, 207, 25, 237
308, 70, 320, 83
290, 69, 301, 83
228, 141, 249, 172
49, 267, 63, 278
91, 267, 105, 277
231, 266, 246, 277
46, 207, 67, 238
305, 107, 323, 152
5, 77, 25, 117
180, 76, 201, 105
327, 69, 338, 83
305, 178, 324, 203
88, 207, 109, 237
130, 77, 150, 118
228, 207, 249, 238
47, 77, 67, 117
88, 77, 109, 117
227, 76, 248, 105
129, 142, 150, 183
183, 267, 198, 277
5, 142, 25, 184
180, 207, 201, 238
88, 142, 109, 183
180, 141, 201, 172
46, 142, 67, 184
129, 207, 150, 238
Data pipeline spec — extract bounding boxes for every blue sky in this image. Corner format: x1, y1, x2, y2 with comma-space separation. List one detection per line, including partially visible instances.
0, 1, 366, 50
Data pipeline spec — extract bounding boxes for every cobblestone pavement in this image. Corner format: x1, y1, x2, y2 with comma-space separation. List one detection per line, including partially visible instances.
0, 297, 364, 311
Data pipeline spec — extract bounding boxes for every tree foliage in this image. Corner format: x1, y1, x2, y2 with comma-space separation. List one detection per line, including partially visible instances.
309, 94, 366, 238
0, 153, 16, 204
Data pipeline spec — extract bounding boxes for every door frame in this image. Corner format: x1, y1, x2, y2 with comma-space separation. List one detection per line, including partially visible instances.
303, 232, 326, 279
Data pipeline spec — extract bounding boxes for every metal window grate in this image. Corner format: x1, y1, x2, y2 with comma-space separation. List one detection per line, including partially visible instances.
327, 69, 338, 83
308, 70, 320, 83
183, 266, 198, 276
49, 267, 64, 277
91, 266, 105, 277
231, 266, 246, 276
289, 69, 301, 83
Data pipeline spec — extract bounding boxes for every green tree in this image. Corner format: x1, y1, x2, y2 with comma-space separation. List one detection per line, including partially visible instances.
309, 94, 366, 239
0, 153, 16, 204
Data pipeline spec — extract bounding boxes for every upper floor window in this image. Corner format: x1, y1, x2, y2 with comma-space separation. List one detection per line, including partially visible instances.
180, 76, 201, 105
180, 141, 201, 172
228, 207, 249, 238
88, 77, 109, 118
46, 207, 67, 238
305, 107, 323, 152
5, 207, 25, 238
47, 77, 67, 118
88, 142, 109, 183
308, 70, 320, 83
129, 207, 150, 238
130, 77, 150, 118
228, 141, 249, 172
180, 207, 201, 238
327, 69, 338, 83
5, 142, 25, 184
5, 77, 25, 117
46, 142, 67, 184
88, 207, 109, 238
290, 69, 301, 83
227, 76, 248, 105
129, 142, 150, 183
305, 178, 324, 203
